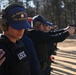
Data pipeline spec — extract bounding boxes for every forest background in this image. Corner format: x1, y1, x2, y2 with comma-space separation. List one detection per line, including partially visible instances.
0, 0, 76, 29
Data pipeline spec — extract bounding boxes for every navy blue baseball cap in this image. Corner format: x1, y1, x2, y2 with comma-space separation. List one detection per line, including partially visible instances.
33, 15, 53, 26
45, 21, 53, 26
2, 4, 32, 30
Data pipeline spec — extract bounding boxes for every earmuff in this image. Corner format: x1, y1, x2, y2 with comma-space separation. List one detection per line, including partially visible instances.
0, 18, 9, 31
1, 3, 25, 31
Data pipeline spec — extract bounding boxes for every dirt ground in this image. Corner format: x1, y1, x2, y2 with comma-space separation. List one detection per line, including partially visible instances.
58, 39, 76, 47
51, 35, 76, 75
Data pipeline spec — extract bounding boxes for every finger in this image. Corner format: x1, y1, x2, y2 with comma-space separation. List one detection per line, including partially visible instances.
0, 57, 6, 66
0, 51, 5, 59
0, 49, 3, 53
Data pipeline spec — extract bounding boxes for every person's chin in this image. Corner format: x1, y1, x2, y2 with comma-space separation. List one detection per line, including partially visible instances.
17, 36, 23, 40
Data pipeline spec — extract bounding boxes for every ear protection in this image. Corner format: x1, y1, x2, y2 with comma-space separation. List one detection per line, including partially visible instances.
0, 18, 9, 31
1, 3, 25, 31
37, 15, 43, 20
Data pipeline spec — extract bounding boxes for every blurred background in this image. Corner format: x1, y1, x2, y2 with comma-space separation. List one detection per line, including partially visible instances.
0, 0, 76, 28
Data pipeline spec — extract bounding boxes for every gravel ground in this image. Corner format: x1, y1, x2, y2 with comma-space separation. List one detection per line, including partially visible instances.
51, 38, 76, 75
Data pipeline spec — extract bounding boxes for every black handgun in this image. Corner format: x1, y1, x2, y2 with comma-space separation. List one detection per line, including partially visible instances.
69, 24, 76, 27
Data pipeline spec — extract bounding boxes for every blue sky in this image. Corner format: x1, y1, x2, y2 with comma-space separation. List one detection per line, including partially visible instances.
19, 0, 35, 7
28, 1, 35, 7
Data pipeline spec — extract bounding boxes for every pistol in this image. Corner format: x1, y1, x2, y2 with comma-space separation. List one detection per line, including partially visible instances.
69, 24, 76, 27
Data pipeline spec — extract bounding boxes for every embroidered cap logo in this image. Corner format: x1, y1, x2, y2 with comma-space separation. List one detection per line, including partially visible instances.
21, 14, 24, 17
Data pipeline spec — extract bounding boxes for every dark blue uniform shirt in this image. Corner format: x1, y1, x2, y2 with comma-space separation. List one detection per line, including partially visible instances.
21, 34, 42, 75
0, 35, 30, 75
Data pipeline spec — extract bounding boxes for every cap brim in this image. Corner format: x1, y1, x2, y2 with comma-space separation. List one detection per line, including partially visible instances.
45, 21, 53, 26
9, 21, 32, 30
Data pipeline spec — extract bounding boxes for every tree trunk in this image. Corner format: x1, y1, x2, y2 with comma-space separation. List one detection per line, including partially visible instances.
9, 0, 15, 3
